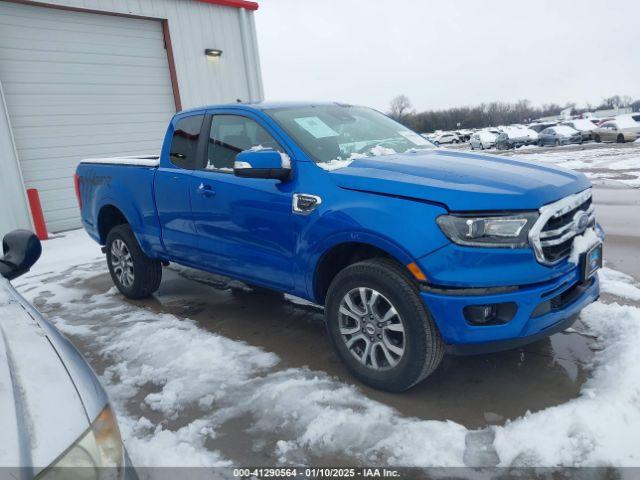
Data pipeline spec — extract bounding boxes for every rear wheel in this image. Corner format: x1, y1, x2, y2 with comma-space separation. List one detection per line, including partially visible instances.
538, 139, 543, 147
594, 134, 601, 143
325, 259, 444, 392
106, 224, 162, 299
617, 134, 625, 144
554, 139, 560, 147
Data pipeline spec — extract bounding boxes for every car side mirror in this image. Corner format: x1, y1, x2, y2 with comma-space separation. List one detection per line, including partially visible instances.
233, 149, 291, 181
0, 230, 42, 280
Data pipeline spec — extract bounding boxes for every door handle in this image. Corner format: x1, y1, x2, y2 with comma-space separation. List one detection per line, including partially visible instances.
197, 183, 216, 197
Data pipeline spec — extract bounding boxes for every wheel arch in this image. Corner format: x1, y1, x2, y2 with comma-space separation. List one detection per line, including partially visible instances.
310, 234, 418, 305
97, 204, 129, 244
95, 198, 156, 257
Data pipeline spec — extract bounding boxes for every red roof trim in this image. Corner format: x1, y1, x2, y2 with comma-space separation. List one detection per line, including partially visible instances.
195, 0, 258, 11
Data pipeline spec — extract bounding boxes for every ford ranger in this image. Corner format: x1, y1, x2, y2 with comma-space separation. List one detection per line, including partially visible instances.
75, 102, 604, 391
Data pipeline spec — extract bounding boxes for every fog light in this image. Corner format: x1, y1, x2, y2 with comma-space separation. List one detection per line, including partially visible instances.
463, 302, 517, 325
464, 304, 497, 324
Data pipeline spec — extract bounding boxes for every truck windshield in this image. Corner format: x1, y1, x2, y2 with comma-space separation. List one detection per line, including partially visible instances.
267, 105, 435, 165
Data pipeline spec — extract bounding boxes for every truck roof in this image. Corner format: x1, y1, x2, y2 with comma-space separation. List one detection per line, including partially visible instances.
178, 101, 351, 115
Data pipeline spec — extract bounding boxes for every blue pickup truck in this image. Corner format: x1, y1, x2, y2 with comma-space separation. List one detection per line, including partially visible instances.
76, 102, 603, 391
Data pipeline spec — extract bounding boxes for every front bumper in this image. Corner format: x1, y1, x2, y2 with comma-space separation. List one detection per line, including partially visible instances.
420, 266, 599, 351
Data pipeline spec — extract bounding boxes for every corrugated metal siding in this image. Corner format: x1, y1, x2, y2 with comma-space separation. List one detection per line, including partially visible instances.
0, 80, 32, 238
25, 0, 264, 107
0, 0, 262, 233
0, 1, 176, 232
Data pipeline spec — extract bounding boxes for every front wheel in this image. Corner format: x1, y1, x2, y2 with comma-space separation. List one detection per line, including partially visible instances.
325, 259, 444, 392
106, 224, 162, 299
594, 134, 601, 143
617, 134, 625, 144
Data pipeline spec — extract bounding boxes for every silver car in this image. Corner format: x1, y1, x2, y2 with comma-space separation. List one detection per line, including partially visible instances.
469, 131, 497, 150
0, 230, 136, 479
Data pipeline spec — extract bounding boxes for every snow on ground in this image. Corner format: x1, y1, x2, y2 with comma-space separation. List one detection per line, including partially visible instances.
13, 230, 640, 467
509, 145, 640, 188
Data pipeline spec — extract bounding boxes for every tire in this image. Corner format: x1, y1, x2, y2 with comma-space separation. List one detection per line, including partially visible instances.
617, 134, 625, 144
538, 140, 543, 147
554, 139, 560, 147
106, 224, 162, 299
470, 144, 475, 150
594, 134, 601, 143
325, 258, 444, 392
480, 143, 484, 150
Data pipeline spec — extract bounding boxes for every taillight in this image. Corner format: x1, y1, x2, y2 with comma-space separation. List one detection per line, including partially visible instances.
74, 173, 82, 209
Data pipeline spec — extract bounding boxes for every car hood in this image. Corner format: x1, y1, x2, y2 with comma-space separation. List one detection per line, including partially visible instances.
328, 149, 591, 211
0, 279, 106, 470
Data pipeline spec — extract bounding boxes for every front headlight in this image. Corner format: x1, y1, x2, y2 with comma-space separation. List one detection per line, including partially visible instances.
437, 212, 539, 248
38, 405, 124, 479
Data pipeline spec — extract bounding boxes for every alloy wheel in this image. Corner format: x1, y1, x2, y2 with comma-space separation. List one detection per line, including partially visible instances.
111, 239, 134, 288
338, 287, 406, 370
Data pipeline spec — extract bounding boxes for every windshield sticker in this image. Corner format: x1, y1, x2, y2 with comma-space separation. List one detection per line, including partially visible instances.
294, 116, 339, 139
398, 130, 429, 145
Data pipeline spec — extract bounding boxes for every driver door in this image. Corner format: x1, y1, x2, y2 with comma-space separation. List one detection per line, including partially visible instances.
189, 112, 297, 290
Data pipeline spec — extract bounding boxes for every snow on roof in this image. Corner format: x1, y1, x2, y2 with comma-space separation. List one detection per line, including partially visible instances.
615, 116, 640, 128
553, 125, 579, 135
567, 119, 596, 131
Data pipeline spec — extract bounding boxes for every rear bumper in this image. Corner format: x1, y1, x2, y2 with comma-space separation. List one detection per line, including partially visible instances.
420, 267, 599, 351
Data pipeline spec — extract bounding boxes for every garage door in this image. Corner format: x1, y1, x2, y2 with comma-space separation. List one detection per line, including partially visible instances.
0, 1, 176, 232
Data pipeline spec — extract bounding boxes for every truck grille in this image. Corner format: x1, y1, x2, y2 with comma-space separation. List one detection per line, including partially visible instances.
529, 189, 595, 265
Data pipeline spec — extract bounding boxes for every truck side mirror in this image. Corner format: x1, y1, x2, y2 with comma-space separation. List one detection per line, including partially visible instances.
0, 230, 42, 280
233, 149, 291, 181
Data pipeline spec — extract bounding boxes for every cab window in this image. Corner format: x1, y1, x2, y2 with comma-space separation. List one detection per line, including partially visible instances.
169, 115, 204, 169
203, 115, 282, 172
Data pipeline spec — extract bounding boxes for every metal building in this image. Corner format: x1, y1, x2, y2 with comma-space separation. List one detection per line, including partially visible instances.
0, 0, 262, 236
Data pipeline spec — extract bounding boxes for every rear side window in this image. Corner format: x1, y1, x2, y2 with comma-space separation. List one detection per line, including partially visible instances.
169, 115, 204, 169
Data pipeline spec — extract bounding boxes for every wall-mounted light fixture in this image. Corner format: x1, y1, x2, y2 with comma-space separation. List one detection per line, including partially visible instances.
205, 49, 223, 58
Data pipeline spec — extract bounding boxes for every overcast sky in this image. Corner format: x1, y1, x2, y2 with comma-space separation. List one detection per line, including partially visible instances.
254, 0, 640, 112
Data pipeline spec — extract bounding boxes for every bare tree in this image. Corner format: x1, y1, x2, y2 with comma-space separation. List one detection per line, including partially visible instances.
388, 95, 413, 121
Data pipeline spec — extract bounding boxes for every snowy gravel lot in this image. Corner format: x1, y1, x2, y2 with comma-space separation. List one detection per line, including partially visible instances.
11, 144, 640, 469
487, 142, 640, 188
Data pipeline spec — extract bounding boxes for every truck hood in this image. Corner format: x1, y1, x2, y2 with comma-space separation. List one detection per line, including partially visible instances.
328, 149, 591, 211
0, 279, 106, 470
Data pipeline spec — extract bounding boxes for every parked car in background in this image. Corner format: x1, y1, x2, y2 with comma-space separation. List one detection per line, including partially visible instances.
495, 127, 530, 150
0, 230, 136, 478
469, 131, 497, 150
592, 118, 640, 143
528, 122, 557, 133
537, 125, 583, 146
594, 117, 614, 126
496, 125, 538, 150
433, 132, 460, 145
455, 129, 473, 142
76, 101, 603, 392
562, 119, 597, 141
520, 127, 539, 145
